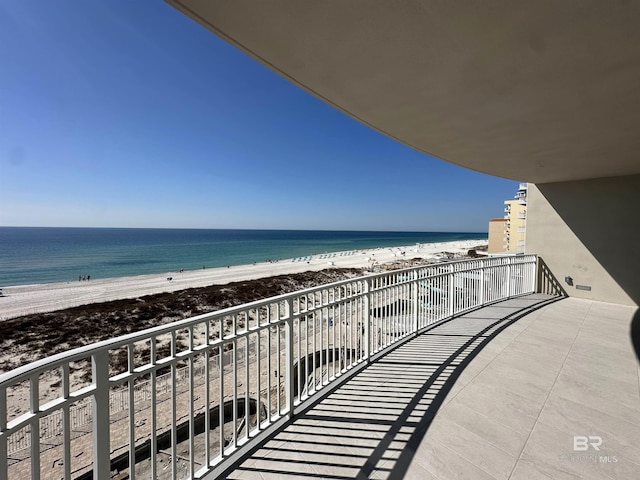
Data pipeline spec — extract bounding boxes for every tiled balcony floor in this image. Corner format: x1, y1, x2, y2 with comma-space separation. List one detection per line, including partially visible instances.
222, 294, 640, 480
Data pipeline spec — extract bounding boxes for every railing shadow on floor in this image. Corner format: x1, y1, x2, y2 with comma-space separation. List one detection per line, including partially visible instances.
537, 256, 568, 297
220, 294, 564, 480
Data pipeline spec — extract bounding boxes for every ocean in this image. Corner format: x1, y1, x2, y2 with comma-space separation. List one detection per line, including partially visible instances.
0, 227, 487, 287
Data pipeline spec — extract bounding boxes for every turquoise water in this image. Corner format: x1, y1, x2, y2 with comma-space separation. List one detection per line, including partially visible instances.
0, 227, 486, 286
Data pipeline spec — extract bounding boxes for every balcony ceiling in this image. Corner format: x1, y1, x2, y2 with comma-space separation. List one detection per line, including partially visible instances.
167, 1, 640, 183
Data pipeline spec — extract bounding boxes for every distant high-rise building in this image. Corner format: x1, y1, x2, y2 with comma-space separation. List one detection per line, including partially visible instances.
488, 183, 527, 254
487, 218, 507, 254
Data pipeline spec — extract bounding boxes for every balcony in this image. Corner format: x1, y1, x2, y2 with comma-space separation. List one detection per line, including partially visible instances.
228, 295, 638, 479
515, 184, 527, 205
2, 256, 638, 479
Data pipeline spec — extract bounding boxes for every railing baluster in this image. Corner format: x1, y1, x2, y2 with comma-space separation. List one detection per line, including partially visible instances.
62, 364, 71, 480
324, 298, 328, 381
127, 343, 136, 480
346, 297, 350, 368
383, 278, 388, 343
150, 337, 158, 480
245, 334, 250, 440
218, 340, 224, 460
303, 310, 308, 395
256, 329, 261, 431
310, 304, 315, 395
364, 279, 370, 361
479, 260, 485, 306
286, 298, 294, 418
92, 350, 111, 480
268, 308, 274, 416
171, 332, 178, 480
357, 286, 361, 355
412, 271, 418, 334
506, 256, 512, 298
232, 337, 237, 450
0, 386, 7, 480
394, 279, 399, 340
448, 264, 455, 317
338, 295, 342, 370
29, 375, 40, 480
189, 326, 195, 478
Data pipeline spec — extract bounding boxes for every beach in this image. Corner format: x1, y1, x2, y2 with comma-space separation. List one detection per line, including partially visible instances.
0, 239, 485, 320
0, 238, 486, 475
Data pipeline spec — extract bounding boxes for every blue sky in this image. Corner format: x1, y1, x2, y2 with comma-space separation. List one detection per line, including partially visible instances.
0, 1, 518, 232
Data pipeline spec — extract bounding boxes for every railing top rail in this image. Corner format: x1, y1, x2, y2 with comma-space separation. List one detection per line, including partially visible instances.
0, 254, 536, 388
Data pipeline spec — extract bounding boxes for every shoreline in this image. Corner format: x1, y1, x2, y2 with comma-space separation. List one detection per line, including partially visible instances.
0, 239, 486, 320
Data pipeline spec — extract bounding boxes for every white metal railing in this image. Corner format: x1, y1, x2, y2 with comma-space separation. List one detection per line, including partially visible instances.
0, 255, 537, 480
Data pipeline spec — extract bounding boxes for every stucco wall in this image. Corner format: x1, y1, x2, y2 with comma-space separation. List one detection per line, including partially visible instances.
526, 176, 640, 306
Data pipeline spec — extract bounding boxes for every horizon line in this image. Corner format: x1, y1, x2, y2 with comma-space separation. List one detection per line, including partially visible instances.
0, 225, 489, 234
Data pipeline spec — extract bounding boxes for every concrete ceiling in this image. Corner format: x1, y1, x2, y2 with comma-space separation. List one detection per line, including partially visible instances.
167, 0, 640, 183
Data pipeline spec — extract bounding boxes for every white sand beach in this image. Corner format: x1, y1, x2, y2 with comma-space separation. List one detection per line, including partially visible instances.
0, 239, 486, 320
